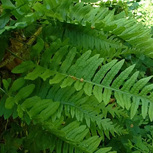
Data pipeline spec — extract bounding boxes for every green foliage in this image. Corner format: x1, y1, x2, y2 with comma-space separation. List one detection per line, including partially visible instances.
1, 0, 153, 153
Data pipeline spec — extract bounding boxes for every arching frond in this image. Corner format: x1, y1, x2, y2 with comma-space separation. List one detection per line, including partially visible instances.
1, 0, 153, 152
43, 0, 153, 58
63, 24, 124, 58
12, 45, 153, 121
0, 82, 117, 152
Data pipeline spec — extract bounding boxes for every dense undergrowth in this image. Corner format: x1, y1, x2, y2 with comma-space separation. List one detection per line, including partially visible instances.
1, 0, 153, 153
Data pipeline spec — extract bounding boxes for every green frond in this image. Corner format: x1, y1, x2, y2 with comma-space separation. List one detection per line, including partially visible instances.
43, 0, 153, 58
63, 24, 123, 58
2, 0, 153, 152
48, 86, 121, 133
1, 82, 117, 152
12, 45, 153, 121
1, 77, 125, 140
31, 119, 106, 153
43, 120, 116, 153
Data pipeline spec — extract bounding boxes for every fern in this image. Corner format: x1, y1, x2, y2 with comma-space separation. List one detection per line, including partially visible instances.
1, 0, 153, 152
44, 23, 124, 59
1, 78, 118, 152
12, 42, 153, 121
43, 0, 153, 58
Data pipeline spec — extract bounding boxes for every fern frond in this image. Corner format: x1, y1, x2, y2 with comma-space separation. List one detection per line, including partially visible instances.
12, 45, 153, 121
21, 85, 123, 138
62, 24, 124, 58
44, 0, 153, 58
31, 119, 107, 153
1, 77, 126, 140
26, 122, 115, 153
39, 115, 115, 153
1, 81, 117, 152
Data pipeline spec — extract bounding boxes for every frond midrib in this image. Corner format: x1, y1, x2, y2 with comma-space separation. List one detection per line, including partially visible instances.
60, 100, 114, 130
57, 72, 152, 104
